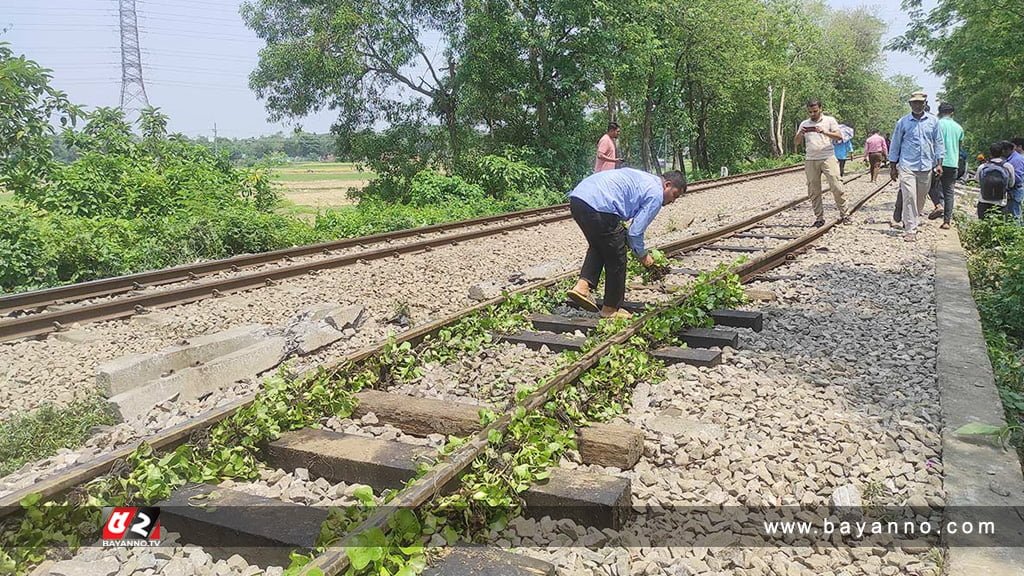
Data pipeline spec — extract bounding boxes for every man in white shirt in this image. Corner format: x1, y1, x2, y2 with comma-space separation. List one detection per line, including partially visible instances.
794, 99, 849, 227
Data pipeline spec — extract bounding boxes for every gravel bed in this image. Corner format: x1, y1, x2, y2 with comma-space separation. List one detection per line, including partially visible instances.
498, 189, 945, 575
389, 341, 558, 407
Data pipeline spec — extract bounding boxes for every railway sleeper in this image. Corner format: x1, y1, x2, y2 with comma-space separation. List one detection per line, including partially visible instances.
158, 484, 558, 574
263, 428, 632, 529
589, 300, 763, 331
496, 331, 728, 367
350, 390, 644, 470
528, 312, 757, 337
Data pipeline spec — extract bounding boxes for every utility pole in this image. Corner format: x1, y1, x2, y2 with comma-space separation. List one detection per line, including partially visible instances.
119, 0, 150, 120
213, 123, 218, 154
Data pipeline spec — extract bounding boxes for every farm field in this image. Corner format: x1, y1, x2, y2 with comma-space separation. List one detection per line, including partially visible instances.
272, 162, 376, 214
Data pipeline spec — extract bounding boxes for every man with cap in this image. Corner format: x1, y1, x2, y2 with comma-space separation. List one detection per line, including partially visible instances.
888, 91, 945, 242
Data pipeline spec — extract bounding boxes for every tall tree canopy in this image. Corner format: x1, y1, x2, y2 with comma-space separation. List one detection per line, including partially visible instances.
894, 0, 1024, 147
242, 0, 912, 180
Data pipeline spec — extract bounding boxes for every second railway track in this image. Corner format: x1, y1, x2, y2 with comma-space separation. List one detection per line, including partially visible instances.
0, 164, 807, 343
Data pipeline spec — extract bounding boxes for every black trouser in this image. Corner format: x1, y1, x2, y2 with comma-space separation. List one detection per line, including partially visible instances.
927, 169, 957, 222
570, 197, 627, 309
978, 202, 1001, 219
838, 159, 847, 177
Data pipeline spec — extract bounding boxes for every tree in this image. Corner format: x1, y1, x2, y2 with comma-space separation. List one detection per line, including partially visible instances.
0, 42, 79, 198
241, 0, 467, 165
893, 0, 1024, 147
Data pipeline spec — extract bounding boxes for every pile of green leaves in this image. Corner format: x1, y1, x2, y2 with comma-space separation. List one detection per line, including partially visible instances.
628, 249, 671, 284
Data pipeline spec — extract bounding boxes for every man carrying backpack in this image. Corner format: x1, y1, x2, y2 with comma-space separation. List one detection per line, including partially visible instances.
977, 142, 1016, 219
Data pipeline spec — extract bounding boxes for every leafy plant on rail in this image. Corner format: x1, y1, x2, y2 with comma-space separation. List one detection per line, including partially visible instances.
0, 288, 559, 574
627, 248, 671, 284
305, 271, 746, 576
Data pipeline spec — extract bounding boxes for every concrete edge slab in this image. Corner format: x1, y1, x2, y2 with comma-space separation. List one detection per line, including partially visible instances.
935, 231, 1024, 574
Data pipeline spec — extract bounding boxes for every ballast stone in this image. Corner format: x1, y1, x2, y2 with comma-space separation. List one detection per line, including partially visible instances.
284, 303, 365, 355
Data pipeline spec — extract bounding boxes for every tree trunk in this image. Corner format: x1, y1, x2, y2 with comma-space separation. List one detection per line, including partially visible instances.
604, 70, 618, 121
640, 70, 657, 172
776, 87, 786, 156
768, 85, 779, 157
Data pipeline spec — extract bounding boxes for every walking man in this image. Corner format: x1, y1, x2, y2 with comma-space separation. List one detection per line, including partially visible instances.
1005, 138, 1024, 220
794, 99, 848, 227
888, 91, 945, 242
925, 103, 964, 229
566, 168, 687, 319
976, 142, 1015, 219
834, 124, 855, 177
865, 129, 888, 183
594, 122, 623, 173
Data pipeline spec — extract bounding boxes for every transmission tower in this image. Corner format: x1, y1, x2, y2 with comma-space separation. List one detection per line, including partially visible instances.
119, 0, 150, 116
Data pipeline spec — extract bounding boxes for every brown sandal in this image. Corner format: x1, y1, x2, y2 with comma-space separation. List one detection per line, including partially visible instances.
566, 288, 599, 312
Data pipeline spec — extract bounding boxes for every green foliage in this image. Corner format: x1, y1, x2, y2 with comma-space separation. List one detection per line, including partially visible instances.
0, 205, 51, 290
0, 42, 79, 200
894, 0, 1024, 150
643, 263, 746, 346
628, 249, 671, 284
0, 399, 116, 477
958, 216, 1024, 458
21, 108, 278, 219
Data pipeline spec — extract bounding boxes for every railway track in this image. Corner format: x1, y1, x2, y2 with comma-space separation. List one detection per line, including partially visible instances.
1, 175, 890, 576
0, 164, 805, 343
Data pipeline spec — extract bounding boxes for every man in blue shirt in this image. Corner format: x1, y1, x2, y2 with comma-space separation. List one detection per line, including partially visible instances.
566, 168, 687, 318
888, 91, 945, 242
1006, 138, 1024, 220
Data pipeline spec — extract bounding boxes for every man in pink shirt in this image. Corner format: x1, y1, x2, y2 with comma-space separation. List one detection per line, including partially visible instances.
865, 129, 888, 183
594, 122, 622, 172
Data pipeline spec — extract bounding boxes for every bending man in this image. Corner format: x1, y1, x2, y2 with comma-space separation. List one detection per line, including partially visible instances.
566, 169, 687, 319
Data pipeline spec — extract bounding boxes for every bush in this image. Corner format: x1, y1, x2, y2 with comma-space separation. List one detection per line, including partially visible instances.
0, 205, 52, 290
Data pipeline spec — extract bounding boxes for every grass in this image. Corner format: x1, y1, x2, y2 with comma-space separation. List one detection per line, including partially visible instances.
0, 191, 15, 207
272, 162, 376, 183
0, 399, 117, 477
273, 171, 374, 183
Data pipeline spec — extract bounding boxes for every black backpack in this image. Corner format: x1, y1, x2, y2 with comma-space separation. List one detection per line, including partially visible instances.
979, 162, 1010, 203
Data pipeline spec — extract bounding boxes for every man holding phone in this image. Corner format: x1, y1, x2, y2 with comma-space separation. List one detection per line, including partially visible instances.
794, 99, 849, 227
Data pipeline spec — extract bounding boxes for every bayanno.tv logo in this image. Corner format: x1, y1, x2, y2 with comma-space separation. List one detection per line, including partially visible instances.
101, 507, 162, 547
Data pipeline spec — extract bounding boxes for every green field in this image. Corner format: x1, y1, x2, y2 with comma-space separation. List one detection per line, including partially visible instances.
271, 162, 376, 214
272, 162, 376, 182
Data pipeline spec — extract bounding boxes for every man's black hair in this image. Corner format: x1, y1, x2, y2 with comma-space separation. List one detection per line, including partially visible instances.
870, 128, 879, 134
806, 99, 822, 108
1000, 141, 1015, 156
990, 142, 1005, 159
608, 121, 620, 131
1012, 137, 1024, 148
938, 102, 955, 115
662, 170, 687, 193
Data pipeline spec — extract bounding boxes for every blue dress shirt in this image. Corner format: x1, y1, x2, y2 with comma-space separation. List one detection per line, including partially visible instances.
568, 168, 664, 256
888, 113, 945, 172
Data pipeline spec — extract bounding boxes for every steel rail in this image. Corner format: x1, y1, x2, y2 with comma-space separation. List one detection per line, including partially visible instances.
0, 182, 816, 517
0, 164, 804, 317
301, 177, 894, 576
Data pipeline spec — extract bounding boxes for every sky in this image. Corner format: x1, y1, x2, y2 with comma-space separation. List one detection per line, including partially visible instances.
1, 0, 943, 139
